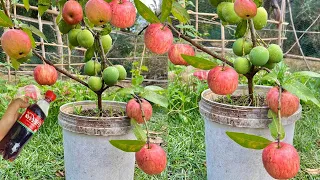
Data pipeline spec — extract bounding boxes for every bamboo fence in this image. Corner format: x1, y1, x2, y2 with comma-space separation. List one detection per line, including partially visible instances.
1, 1, 319, 82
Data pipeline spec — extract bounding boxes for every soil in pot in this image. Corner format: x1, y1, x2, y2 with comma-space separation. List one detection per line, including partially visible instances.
72, 106, 126, 117
215, 94, 266, 107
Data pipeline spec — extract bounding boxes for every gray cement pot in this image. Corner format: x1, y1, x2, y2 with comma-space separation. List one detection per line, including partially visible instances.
199, 85, 302, 180
58, 101, 135, 180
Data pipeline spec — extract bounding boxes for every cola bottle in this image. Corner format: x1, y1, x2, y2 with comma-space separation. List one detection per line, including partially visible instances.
1, 90, 56, 161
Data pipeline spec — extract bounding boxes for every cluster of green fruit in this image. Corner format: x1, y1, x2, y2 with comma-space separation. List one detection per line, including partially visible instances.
216, 0, 268, 30
233, 38, 283, 74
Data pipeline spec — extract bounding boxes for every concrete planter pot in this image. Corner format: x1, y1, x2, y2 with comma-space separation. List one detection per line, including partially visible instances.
199, 85, 302, 180
58, 101, 135, 180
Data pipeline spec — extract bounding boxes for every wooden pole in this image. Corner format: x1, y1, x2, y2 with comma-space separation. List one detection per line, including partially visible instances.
38, 14, 46, 58
277, 0, 286, 46
52, 6, 64, 78
221, 24, 225, 57
5, 0, 11, 82
195, 0, 198, 32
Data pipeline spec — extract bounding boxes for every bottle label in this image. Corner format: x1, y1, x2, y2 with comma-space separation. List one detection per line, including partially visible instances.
18, 109, 44, 133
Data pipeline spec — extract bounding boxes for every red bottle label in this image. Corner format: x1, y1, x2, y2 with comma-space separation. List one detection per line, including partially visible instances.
18, 109, 44, 133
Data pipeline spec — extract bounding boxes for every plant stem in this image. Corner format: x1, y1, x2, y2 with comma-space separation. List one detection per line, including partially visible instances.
168, 23, 233, 67
1, 0, 9, 17
97, 93, 102, 116
33, 50, 90, 88
249, 19, 257, 47
277, 86, 282, 148
97, 35, 108, 69
247, 75, 254, 105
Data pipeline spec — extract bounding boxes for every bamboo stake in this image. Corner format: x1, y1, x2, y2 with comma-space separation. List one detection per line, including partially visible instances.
277, 0, 286, 46
195, 0, 199, 32
221, 24, 225, 57
37, 14, 46, 58
52, 6, 64, 78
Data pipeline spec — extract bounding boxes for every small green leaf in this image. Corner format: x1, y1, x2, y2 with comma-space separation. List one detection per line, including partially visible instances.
131, 119, 147, 141
171, 1, 190, 23
56, 12, 62, 24
292, 71, 320, 78
261, 72, 278, 84
160, 0, 173, 22
144, 85, 164, 92
116, 87, 134, 95
23, 0, 30, 11
29, 25, 47, 41
140, 65, 148, 72
283, 80, 320, 107
253, 0, 263, 7
101, 24, 112, 36
11, 59, 20, 70
21, 28, 36, 48
84, 17, 95, 29
0, 10, 13, 27
134, 0, 160, 23
226, 131, 272, 150
235, 20, 247, 38
267, 110, 285, 140
181, 54, 218, 70
38, 5, 49, 16
109, 140, 145, 152
132, 75, 144, 86
141, 90, 168, 108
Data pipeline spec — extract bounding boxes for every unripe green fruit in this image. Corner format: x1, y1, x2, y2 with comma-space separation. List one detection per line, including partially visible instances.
68, 29, 81, 46
234, 57, 251, 74
208, 0, 232, 7
17, 50, 33, 63
58, 20, 75, 34
85, 47, 95, 62
249, 46, 269, 66
222, 3, 241, 25
77, 29, 94, 48
268, 44, 283, 63
263, 62, 276, 69
101, 34, 113, 53
103, 66, 119, 86
232, 38, 253, 56
253, 7, 268, 30
88, 76, 102, 91
84, 60, 101, 76
114, 65, 127, 80
217, 2, 229, 22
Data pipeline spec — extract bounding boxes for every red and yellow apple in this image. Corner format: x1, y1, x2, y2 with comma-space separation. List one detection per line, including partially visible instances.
33, 64, 58, 86
62, 0, 83, 25
144, 23, 173, 55
126, 98, 152, 124
207, 66, 239, 95
85, 0, 112, 26
168, 44, 195, 66
110, 0, 136, 28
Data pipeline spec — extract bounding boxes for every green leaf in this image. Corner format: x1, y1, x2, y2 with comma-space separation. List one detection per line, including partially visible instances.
261, 72, 278, 84
0, 10, 13, 27
171, 1, 190, 23
109, 140, 145, 152
29, 25, 47, 41
101, 24, 112, 36
21, 28, 36, 48
144, 85, 164, 92
132, 75, 144, 86
292, 71, 320, 78
38, 5, 49, 16
283, 80, 320, 107
181, 54, 218, 70
160, 0, 173, 22
84, 17, 95, 29
253, 0, 263, 7
235, 20, 247, 38
140, 65, 149, 72
10, 59, 20, 70
131, 119, 147, 141
116, 87, 134, 95
267, 110, 285, 140
141, 90, 168, 108
23, 0, 30, 11
226, 131, 272, 150
56, 12, 62, 24
134, 0, 160, 23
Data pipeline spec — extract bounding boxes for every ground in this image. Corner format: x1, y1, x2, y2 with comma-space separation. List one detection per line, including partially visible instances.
0, 67, 319, 179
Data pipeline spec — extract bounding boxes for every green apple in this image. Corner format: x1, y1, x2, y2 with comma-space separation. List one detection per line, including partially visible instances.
68, 29, 81, 46
263, 62, 276, 69
88, 76, 102, 91
232, 38, 253, 56
234, 57, 252, 74
77, 29, 94, 48
103, 66, 119, 86
84, 60, 101, 76
268, 44, 283, 63
222, 2, 241, 25
101, 34, 113, 53
253, 7, 268, 30
85, 46, 95, 62
249, 46, 269, 66
114, 65, 127, 80
58, 19, 75, 34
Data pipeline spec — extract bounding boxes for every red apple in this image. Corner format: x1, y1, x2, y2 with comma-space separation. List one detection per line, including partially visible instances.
85, 0, 112, 26
34, 64, 58, 86
168, 44, 195, 66
126, 98, 152, 124
234, 0, 257, 19
1, 29, 32, 60
62, 0, 83, 25
110, 0, 136, 28
144, 23, 173, 55
262, 142, 300, 179
207, 66, 239, 95
266, 87, 300, 117
193, 70, 209, 81
135, 143, 167, 175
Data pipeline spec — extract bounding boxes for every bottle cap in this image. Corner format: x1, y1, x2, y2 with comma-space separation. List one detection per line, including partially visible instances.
45, 90, 56, 102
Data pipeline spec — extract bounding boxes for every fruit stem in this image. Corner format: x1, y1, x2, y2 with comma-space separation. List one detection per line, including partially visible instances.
277, 85, 282, 148
255, 32, 268, 47
134, 94, 151, 149
249, 19, 257, 47
161, 23, 166, 30
167, 23, 234, 68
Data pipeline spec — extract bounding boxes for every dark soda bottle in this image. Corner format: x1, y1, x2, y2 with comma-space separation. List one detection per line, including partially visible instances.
1, 90, 56, 161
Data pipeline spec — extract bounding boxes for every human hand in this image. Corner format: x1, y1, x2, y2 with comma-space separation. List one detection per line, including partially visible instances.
0, 98, 29, 141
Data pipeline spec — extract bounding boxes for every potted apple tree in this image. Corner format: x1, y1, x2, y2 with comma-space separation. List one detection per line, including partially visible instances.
135, 0, 320, 179
0, 0, 168, 179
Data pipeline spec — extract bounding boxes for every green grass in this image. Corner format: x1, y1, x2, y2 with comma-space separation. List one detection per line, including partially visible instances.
1, 72, 320, 179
